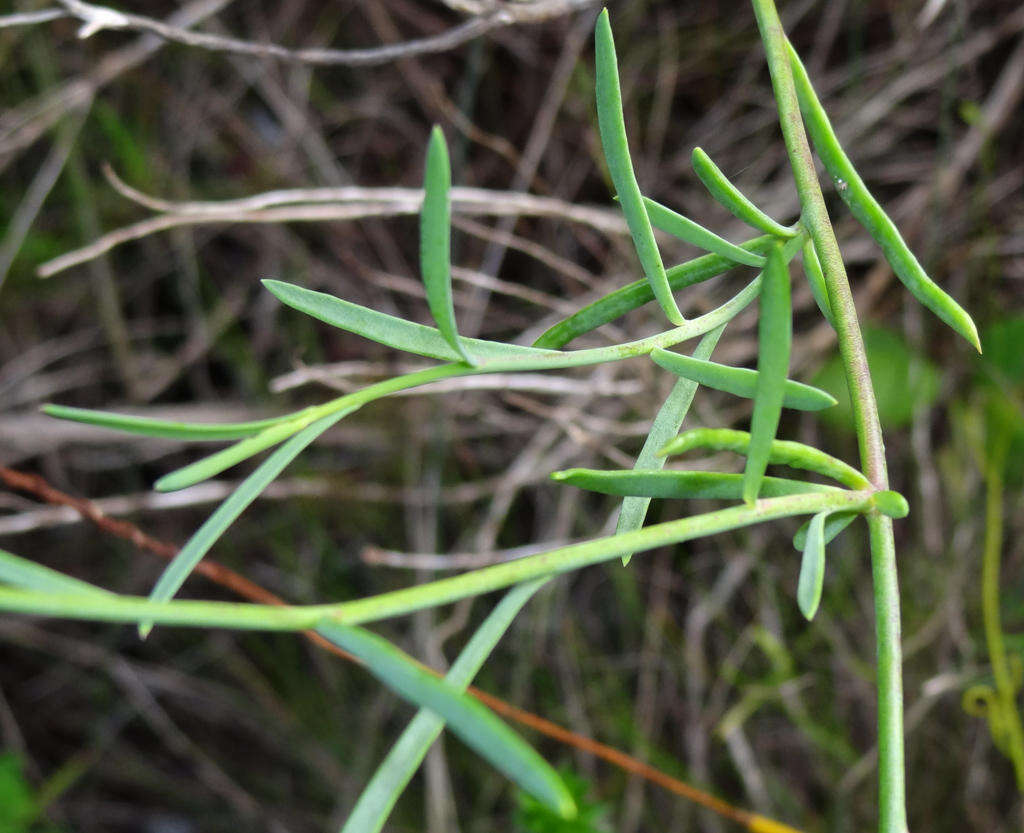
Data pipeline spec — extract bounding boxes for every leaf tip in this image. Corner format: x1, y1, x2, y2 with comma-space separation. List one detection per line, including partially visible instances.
873, 490, 909, 519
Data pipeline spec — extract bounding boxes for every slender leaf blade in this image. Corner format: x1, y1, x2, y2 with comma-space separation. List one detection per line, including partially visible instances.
801, 239, 834, 327
793, 511, 858, 550
797, 511, 828, 620
340, 578, 549, 833
42, 403, 289, 441
421, 127, 474, 365
642, 196, 766, 267
650, 351, 835, 411
690, 147, 797, 239
263, 280, 554, 362
552, 469, 839, 500
744, 244, 792, 503
594, 9, 683, 326
317, 619, 576, 819
0, 548, 111, 596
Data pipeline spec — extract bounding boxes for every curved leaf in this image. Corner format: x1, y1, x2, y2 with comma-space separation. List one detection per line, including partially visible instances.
594, 9, 683, 325
42, 403, 289, 441
797, 511, 828, 620
642, 196, 766, 267
551, 468, 839, 500
651, 350, 834, 411
317, 618, 576, 819
691, 147, 797, 239
421, 127, 475, 365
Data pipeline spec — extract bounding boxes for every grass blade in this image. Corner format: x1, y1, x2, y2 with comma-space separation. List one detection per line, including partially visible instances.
263, 279, 555, 363
0, 548, 111, 596
317, 619, 576, 819
797, 511, 828, 620
690, 147, 798, 239
642, 196, 766, 267
659, 427, 869, 489
551, 469, 839, 500
787, 41, 981, 352
42, 403, 290, 441
421, 127, 475, 366
744, 244, 792, 503
650, 350, 834, 411
532, 237, 775, 349
594, 9, 683, 326
617, 326, 724, 565
140, 410, 348, 637
340, 578, 549, 833
801, 239, 834, 327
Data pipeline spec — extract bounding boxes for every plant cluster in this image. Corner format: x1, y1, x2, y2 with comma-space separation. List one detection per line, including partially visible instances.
0, 5, 982, 832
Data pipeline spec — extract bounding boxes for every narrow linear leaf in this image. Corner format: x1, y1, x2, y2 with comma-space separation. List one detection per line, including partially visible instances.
797, 511, 828, 620
263, 279, 556, 363
787, 41, 981, 352
421, 127, 475, 366
691, 147, 797, 239
617, 326, 725, 566
642, 196, 766, 267
801, 239, 834, 326
0, 548, 111, 596
140, 410, 348, 638
532, 237, 775, 349
154, 417, 318, 492
317, 619, 576, 819
659, 428, 869, 489
594, 9, 684, 326
744, 244, 792, 503
340, 578, 549, 833
551, 469, 839, 500
650, 350, 835, 411
793, 511, 858, 550
42, 403, 289, 441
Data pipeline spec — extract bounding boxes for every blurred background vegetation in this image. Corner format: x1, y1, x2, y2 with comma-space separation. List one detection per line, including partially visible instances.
1, 1, 1022, 831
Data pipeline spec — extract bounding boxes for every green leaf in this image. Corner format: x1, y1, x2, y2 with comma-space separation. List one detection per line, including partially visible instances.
642, 196, 766, 267
787, 41, 980, 352
811, 327, 940, 431
341, 578, 549, 833
793, 511, 858, 550
801, 239, 834, 327
690, 147, 797, 239
263, 279, 555, 363
617, 326, 725, 566
743, 244, 792, 502
154, 417, 320, 492
650, 350, 834, 411
0, 547, 110, 596
551, 469, 839, 500
42, 403, 288, 441
659, 427, 869, 489
317, 618, 576, 820
532, 238, 775, 349
140, 410, 348, 637
797, 511, 828, 620
594, 9, 683, 326
421, 127, 475, 366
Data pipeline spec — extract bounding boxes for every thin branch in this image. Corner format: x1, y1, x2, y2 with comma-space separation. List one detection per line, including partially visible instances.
37, 184, 627, 277
54, 0, 593, 67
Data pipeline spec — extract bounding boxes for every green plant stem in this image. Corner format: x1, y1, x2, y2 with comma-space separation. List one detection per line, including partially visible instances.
0, 489, 874, 631
750, 2, 906, 831
981, 439, 1024, 790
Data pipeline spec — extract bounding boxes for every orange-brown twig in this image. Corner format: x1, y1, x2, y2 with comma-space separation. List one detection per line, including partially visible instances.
0, 465, 801, 833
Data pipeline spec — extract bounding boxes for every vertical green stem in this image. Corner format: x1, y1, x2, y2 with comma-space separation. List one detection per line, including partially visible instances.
749, 2, 906, 831
981, 436, 1024, 790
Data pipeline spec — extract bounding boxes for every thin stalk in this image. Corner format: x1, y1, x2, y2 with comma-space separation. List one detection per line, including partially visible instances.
750, 2, 906, 831
0, 489, 874, 631
981, 438, 1024, 789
